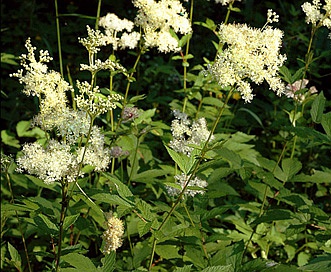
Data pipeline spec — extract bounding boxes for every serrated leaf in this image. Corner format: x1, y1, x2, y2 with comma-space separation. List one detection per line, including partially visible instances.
242, 258, 275, 272
281, 158, 302, 182
173, 265, 193, 272
165, 144, 195, 174
311, 91, 325, 123
292, 67, 305, 82
298, 254, 331, 272
207, 181, 239, 198
225, 240, 244, 271
75, 195, 105, 226
279, 66, 292, 83
132, 241, 151, 269
321, 112, 331, 136
134, 108, 156, 124
202, 96, 224, 107
63, 214, 80, 231
16, 120, 45, 138
2, 203, 37, 212
137, 220, 153, 237
8, 242, 22, 271
291, 171, 331, 183
62, 253, 97, 272
155, 244, 182, 259
34, 214, 58, 235
298, 252, 310, 266
102, 173, 134, 201
288, 126, 331, 147
285, 224, 306, 237
132, 169, 168, 183
99, 251, 116, 272
217, 147, 242, 169
201, 206, 229, 220
1, 130, 20, 148
179, 33, 192, 48
253, 209, 293, 225
201, 265, 233, 272
136, 199, 154, 221
91, 193, 134, 208
26, 175, 61, 192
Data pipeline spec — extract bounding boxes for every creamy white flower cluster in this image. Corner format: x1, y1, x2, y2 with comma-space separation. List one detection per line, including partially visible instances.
78, 25, 107, 54
132, 0, 192, 53
267, 9, 280, 24
33, 108, 90, 144
102, 213, 124, 253
75, 80, 122, 117
302, 0, 331, 28
10, 38, 71, 115
16, 140, 80, 184
167, 173, 208, 197
80, 59, 126, 74
284, 79, 318, 103
78, 25, 129, 75
99, 13, 141, 50
12, 39, 122, 184
16, 125, 115, 184
210, 15, 286, 103
170, 110, 212, 156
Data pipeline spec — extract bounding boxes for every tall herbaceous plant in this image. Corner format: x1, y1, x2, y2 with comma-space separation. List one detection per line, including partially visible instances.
1, 0, 330, 271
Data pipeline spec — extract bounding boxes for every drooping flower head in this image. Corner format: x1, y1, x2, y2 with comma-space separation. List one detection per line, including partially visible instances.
209, 10, 286, 102
102, 213, 124, 253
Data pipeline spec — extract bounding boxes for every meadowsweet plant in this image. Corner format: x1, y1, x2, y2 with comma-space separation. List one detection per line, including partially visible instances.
209, 10, 286, 102
1, 0, 331, 272
102, 212, 124, 254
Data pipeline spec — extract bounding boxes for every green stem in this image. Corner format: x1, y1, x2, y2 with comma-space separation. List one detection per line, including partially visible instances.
54, 115, 95, 270
5, 164, 32, 272
149, 238, 158, 271
116, 50, 142, 129
183, 202, 195, 227
127, 135, 140, 186
55, 180, 69, 271
182, 0, 194, 113
54, 0, 63, 77
95, 0, 102, 30
224, 3, 232, 25
66, 65, 76, 110
290, 135, 297, 159
148, 88, 234, 270
243, 141, 288, 261
213, 2, 233, 62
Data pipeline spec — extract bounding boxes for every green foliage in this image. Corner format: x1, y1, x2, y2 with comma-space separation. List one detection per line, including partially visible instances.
1, 0, 330, 271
